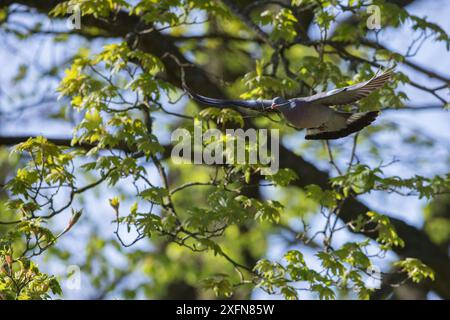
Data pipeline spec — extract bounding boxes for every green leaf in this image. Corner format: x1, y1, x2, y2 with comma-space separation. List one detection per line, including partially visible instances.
266, 168, 298, 187
394, 258, 435, 283
139, 187, 169, 205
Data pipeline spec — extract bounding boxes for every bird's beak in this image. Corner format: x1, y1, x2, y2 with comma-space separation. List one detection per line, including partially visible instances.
270, 103, 277, 110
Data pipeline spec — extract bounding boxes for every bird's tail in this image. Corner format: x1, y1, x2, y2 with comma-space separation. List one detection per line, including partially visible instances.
182, 84, 271, 109
305, 111, 379, 140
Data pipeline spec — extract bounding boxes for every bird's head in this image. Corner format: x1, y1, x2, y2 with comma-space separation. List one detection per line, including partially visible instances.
271, 97, 291, 111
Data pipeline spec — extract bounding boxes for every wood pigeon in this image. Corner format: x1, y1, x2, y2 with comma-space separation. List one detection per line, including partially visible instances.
184, 68, 393, 140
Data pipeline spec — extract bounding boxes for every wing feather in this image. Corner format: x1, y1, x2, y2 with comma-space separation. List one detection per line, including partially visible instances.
299, 68, 394, 106
305, 111, 379, 140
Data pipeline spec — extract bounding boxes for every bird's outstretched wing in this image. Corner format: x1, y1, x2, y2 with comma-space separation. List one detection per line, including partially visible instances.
299, 68, 394, 106
305, 111, 379, 140
183, 84, 273, 110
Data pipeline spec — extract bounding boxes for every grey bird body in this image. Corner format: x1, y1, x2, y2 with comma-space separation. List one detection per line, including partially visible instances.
279, 101, 332, 128
184, 68, 393, 140
274, 100, 379, 139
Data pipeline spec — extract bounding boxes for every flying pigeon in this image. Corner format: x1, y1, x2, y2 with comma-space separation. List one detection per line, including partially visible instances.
184, 68, 393, 140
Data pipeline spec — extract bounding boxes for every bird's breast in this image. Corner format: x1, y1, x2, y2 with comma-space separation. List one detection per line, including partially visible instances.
282, 104, 332, 129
